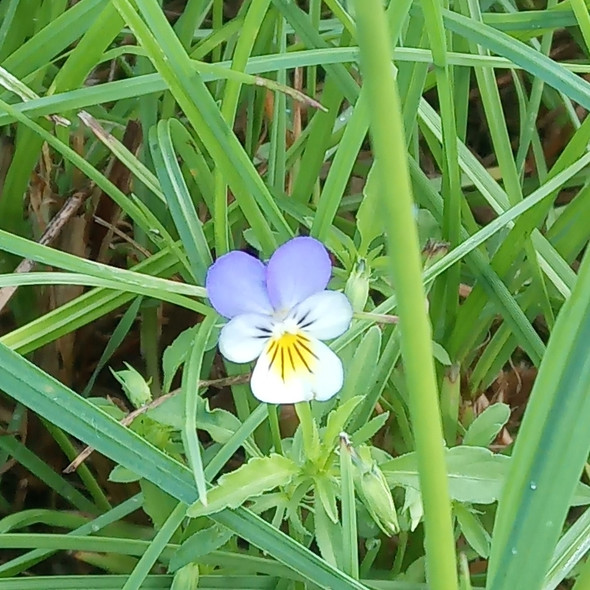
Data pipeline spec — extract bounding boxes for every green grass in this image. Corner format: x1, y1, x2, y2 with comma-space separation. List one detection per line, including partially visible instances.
1, 1, 590, 589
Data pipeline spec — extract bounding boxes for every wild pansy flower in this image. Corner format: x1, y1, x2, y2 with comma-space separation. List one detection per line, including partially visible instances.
206, 237, 353, 404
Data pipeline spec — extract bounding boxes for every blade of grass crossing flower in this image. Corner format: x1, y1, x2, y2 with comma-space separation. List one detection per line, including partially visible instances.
0, 342, 369, 590
122, 502, 187, 590
353, 2, 458, 588
183, 315, 217, 506
487, 247, 590, 589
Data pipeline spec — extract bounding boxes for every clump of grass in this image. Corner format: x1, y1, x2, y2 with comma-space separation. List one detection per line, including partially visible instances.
1, 1, 590, 589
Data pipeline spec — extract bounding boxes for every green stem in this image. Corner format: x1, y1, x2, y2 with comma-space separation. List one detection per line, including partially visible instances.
339, 434, 359, 579
267, 404, 284, 455
294, 401, 316, 460
353, 1, 458, 589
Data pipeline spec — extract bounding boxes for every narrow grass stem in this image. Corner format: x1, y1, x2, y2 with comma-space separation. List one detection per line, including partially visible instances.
353, 1, 458, 588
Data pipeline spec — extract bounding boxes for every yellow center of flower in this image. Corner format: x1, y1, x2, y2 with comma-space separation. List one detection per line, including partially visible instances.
266, 331, 317, 382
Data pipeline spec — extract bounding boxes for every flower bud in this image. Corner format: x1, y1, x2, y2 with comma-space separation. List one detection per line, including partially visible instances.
171, 563, 199, 590
353, 446, 399, 536
345, 258, 370, 312
111, 363, 152, 409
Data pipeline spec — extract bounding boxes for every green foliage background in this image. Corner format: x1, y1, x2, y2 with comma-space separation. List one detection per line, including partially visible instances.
1, 1, 590, 589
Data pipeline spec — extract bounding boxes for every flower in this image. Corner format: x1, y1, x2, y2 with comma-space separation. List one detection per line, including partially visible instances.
206, 237, 353, 404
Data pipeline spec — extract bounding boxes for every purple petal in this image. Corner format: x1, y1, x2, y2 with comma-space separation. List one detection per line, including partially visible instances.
266, 237, 332, 311
206, 251, 272, 318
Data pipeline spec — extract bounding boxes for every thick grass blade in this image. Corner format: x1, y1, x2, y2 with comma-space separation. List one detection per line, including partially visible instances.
487, 247, 590, 589
0, 341, 369, 590
353, 1, 457, 587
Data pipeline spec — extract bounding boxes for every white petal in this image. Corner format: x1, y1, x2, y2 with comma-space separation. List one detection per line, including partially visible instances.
218, 314, 273, 363
290, 291, 353, 340
250, 334, 344, 404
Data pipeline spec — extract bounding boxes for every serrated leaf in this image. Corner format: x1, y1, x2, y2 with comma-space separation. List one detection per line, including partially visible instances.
351, 412, 389, 446
463, 403, 511, 447
322, 396, 363, 451
187, 455, 299, 518
315, 475, 339, 523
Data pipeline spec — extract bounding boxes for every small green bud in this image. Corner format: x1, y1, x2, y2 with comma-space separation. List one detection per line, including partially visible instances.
111, 363, 152, 409
171, 563, 199, 590
353, 446, 399, 536
344, 259, 370, 312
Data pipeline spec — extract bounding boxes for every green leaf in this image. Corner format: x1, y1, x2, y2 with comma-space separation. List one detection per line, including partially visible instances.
111, 363, 152, 409
162, 326, 198, 394
322, 396, 364, 452
443, 9, 590, 111
315, 475, 340, 524
170, 525, 233, 572
140, 479, 180, 532
356, 166, 381, 255
351, 412, 389, 446
314, 493, 342, 569
454, 503, 491, 559
382, 446, 509, 504
432, 341, 452, 366
187, 455, 299, 518
171, 563, 200, 590
108, 465, 141, 484
462, 403, 511, 447
487, 249, 590, 590
150, 119, 212, 284
340, 326, 382, 403
0, 342, 371, 588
